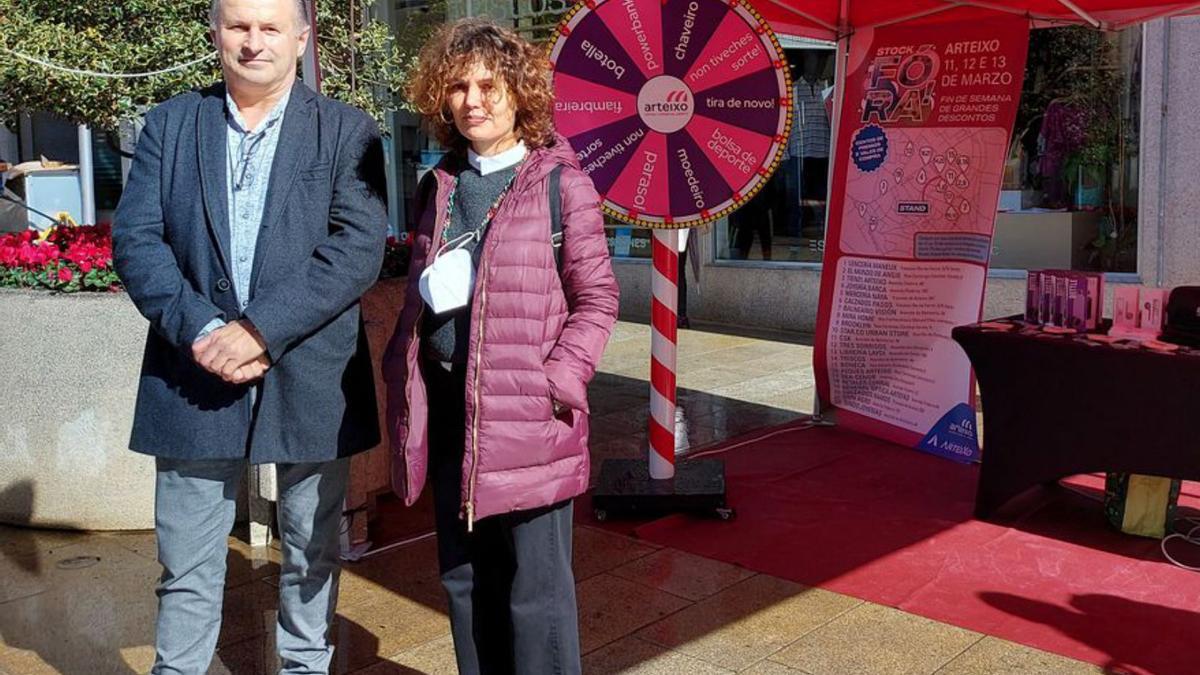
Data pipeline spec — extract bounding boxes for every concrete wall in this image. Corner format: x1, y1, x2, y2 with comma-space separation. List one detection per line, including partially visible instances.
1141, 18, 1200, 291
0, 290, 155, 530
615, 18, 1200, 333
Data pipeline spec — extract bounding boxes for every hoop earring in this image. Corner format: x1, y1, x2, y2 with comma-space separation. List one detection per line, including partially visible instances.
440, 108, 453, 125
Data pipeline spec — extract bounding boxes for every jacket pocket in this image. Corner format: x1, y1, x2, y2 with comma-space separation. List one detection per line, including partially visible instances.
298, 163, 332, 181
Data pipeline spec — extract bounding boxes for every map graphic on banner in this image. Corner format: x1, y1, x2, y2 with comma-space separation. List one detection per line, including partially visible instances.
814, 16, 1030, 461
548, 0, 791, 228
842, 126, 1008, 261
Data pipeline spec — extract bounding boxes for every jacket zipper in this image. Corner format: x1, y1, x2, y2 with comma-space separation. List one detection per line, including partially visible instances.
462, 163, 529, 531
466, 254, 490, 533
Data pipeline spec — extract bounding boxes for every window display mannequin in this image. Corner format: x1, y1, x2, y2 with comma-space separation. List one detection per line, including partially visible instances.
785, 50, 832, 237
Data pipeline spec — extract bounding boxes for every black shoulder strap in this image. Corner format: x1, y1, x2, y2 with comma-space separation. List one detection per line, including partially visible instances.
549, 165, 564, 273
413, 170, 438, 226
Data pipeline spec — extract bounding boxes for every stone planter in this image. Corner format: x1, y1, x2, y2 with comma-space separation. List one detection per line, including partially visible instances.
0, 280, 409, 533
346, 277, 406, 542
0, 289, 154, 530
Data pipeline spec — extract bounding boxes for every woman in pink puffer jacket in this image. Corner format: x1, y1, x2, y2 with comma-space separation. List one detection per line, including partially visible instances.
381, 18, 618, 675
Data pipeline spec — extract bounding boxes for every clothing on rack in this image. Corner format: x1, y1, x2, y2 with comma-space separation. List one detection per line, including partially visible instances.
789, 79, 831, 161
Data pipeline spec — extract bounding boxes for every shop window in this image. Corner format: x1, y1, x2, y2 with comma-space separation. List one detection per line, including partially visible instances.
715, 29, 1142, 274
996, 26, 1141, 273
605, 220, 652, 260
716, 47, 834, 264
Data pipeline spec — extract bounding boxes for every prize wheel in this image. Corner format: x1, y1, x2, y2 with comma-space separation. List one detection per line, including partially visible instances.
549, 0, 792, 228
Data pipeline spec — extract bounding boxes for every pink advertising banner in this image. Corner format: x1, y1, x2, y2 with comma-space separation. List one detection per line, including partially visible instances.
548, 0, 792, 228
813, 15, 1030, 461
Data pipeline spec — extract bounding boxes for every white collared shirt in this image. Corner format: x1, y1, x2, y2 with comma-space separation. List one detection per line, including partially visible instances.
468, 141, 527, 176
224, 89, 291, 310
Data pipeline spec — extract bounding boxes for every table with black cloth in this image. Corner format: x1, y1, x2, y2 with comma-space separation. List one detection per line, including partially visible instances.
952, 317, 1200, 519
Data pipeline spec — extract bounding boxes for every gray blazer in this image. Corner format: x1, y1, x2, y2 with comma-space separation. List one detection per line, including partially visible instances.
113, 81, 387, 462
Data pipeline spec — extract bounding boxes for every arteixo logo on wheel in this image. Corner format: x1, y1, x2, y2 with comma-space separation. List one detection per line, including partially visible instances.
638, 75, 694, 134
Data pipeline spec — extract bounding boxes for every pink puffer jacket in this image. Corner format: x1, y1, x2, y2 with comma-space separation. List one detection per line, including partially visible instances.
381, 135, 619, 528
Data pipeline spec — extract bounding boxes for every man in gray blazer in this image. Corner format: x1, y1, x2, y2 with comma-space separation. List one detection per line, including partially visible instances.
112, 0, 387, 671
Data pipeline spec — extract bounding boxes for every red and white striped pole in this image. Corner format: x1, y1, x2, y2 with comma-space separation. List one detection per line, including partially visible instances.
649, 229, 680, 480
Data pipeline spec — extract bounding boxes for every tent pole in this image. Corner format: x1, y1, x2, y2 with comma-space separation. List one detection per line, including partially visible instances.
1054, 0, 1101, 26
811, 32, 849, 425
869, 6, 958, 30
759, 0, 839, 36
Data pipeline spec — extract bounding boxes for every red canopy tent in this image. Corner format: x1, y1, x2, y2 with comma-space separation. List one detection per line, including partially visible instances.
758, 0, 1200, 39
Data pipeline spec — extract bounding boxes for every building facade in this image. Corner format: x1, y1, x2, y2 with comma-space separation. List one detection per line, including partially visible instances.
602, 18, 1200, 330
7, 8, 1196, 333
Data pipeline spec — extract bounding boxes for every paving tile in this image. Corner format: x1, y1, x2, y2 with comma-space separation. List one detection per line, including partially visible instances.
0, 537, 159, 674
707, 341, 805, 364
596, 362, 651, 381
224, 537, 282, 589
582, 635, 734, 674
216, 578, 279, 648
741, 660, 812, 675
577, 573, 692, 654
379, 634, 458, 674
119, 645, 158, 673
771, 603, 982, 675
636, 575, 861, 671
673, 393, 750, 420
573, 526, 659, 582
99, 529, 158, 562
590, 396, 648, 418
211, 632, 278, 675
754, 390, 817, 416
608, 322, 651, 342
697, 404, 804, 436
708, 372, 816, 408
349, 659, 432, 674
588, 437, 646, 464
610, 548, 756, 602
349, 660, 436, 674
934, 636, 1102, 674
674, 424, 732, 454
0, 525, 87, 559
0, 643, 158, 675
676, 367, 763, 392
335, 537, 442, 610
331, 576, 451, 672
592, 408, 652, 437
0, 648, 59, 675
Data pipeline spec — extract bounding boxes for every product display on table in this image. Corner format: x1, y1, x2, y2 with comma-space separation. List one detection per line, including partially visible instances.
1109, 285, 1168, 341
1024, 269, 1103, 331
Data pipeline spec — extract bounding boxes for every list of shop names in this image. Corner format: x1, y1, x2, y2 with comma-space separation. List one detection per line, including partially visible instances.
829, 259, 963, 427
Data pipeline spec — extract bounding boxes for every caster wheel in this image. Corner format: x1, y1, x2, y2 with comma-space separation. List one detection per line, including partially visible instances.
716, 508, 736, 521
594, 509, 608, 522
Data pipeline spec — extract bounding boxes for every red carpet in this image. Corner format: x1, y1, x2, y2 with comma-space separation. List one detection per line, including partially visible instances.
632, 422, 1200, 675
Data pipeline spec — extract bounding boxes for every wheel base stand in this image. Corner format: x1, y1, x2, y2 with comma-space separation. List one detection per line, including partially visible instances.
591, 458, 732, 521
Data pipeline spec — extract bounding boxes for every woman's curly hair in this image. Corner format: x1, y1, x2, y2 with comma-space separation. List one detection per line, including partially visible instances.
406, 18, 556, 153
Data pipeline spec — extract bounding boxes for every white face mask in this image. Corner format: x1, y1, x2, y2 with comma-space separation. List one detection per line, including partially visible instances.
418, 233, 476, 314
